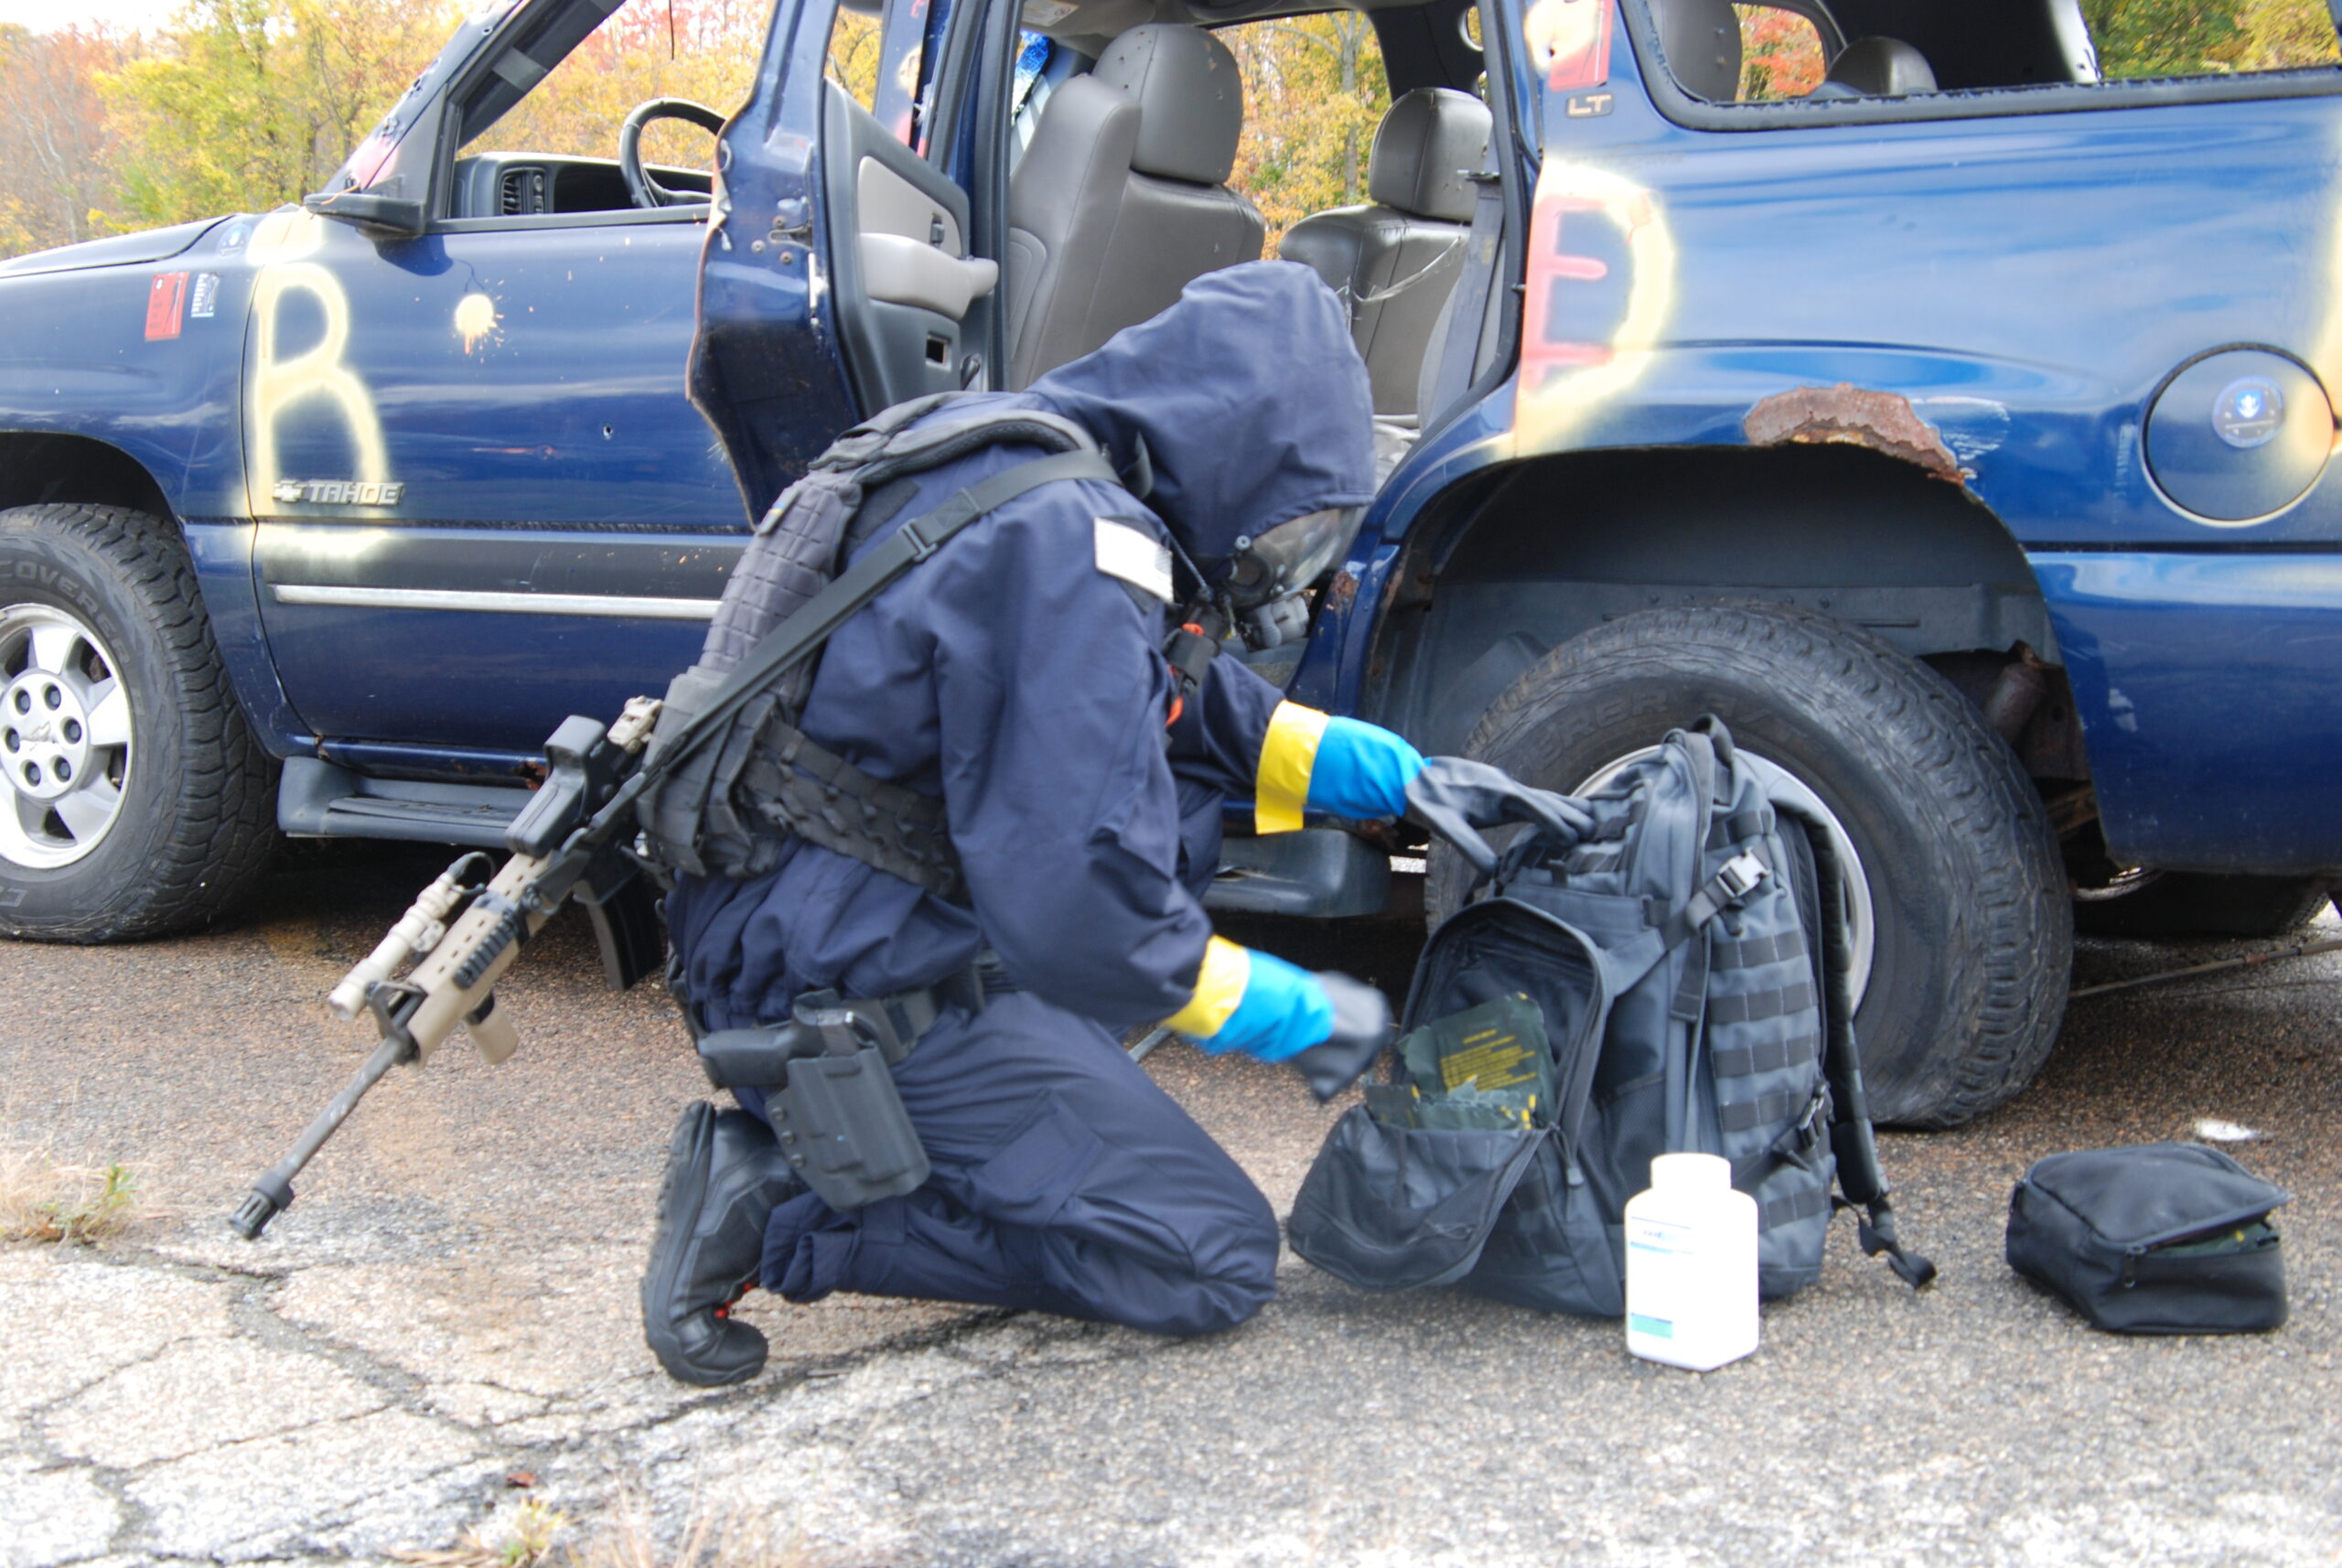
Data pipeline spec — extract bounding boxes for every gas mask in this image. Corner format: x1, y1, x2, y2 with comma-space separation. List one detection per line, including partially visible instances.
1221, 507, 1364, 650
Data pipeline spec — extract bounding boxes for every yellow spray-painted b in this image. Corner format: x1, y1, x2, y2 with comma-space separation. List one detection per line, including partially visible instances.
245, 211, 390, 506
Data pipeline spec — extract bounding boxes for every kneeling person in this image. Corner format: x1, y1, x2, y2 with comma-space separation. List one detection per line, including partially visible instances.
641, 263, 1579, 1384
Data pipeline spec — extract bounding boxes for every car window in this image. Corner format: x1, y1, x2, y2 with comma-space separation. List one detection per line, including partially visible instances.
1216, 15, 1394, 249
829, 5, 886, 112
1638, 0, 2341, 104
459, 0, 766, 171
826, 0, 930, 145
1735, 5, 1824, 100
2081, 0, 2339, 78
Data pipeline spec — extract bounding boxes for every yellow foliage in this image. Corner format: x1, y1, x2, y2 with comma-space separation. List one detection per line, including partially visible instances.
828, 8, 884, 113
475, 0, 769, 170
1222, 14, 1391, 249
102, 0, 450, 227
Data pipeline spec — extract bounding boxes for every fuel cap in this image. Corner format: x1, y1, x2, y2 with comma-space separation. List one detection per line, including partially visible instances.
2144, 349, 2334, 524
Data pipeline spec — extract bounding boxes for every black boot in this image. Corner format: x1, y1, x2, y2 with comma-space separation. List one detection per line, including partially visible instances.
641, 1101, 799, 1386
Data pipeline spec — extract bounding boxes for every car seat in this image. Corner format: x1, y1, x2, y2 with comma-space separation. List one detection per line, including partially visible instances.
1647, 0, 1743, 102
1808, 36, 1939, 98
1278, 87, 1493, 421
1003, 24, 1264, 389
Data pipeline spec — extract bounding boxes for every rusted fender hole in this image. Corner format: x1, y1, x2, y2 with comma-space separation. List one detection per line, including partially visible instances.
1743, 383, 1967, 484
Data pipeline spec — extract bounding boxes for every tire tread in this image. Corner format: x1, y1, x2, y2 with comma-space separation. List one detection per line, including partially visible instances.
0, 503, 276, 941
1449, 601, 2070, 1128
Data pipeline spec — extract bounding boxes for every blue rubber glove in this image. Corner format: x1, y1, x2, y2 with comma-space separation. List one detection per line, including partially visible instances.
1170, 938, 1334, 1062
1198, 946, 1334, 1062
1165, 939, 1395, 1095
1305, 716, 1424, 820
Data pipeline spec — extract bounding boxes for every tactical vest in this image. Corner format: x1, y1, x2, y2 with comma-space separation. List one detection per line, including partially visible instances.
636, 394, 1123, 894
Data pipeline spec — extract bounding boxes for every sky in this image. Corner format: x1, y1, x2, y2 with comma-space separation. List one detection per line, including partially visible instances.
0, 0, 185, 32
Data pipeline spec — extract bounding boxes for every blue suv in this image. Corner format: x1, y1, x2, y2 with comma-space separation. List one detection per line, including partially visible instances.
0, 0, 2337, 1127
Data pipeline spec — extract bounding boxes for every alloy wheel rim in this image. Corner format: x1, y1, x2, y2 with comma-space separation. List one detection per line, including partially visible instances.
1575, 746, 1877, 1010
0, 606, 133, 870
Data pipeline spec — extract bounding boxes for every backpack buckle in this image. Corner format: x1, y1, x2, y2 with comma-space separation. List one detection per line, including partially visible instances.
897, 516, 942, 562
1713, 852, 1768, 902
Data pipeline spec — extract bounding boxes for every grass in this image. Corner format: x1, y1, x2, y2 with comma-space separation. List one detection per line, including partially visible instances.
564, 1500, 817, 1568
402, 1497, 819, 1568
0, 1148, 138, 1245
393, 1499, 572, 1568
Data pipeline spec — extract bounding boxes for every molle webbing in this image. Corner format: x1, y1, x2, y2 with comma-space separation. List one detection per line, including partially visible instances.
1712, 1030, 1822, 1079
1702, 979, 1816, 1027
638, 396, 1121, 887
739, 716, 963, 898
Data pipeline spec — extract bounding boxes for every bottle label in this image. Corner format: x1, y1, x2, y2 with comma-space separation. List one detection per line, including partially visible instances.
1628, 1216, 1692, 1344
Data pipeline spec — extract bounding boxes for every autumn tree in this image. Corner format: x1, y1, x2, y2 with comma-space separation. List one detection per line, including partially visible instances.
1736, 6, 1823, 100
102, 0, 451, 227
0, 24, 135, 255
475, 0, 770, 168
2081, 0, 2335, 76
1223, 13, 1390, 247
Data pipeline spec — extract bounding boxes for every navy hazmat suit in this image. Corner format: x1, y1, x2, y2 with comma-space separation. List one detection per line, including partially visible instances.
666, 263, 1380, 1336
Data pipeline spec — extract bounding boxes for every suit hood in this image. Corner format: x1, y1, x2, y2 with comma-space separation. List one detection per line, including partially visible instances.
1025, 261, 1377, 569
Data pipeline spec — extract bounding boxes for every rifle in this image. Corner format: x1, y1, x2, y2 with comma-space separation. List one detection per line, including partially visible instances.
228, 697, 668, 1240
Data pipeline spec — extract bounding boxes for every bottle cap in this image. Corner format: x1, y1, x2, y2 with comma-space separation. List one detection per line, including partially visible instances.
1650, 1152, 1731, 1190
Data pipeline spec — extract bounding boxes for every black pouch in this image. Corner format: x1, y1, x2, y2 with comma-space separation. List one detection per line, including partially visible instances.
2005, 1143, 2290, 1335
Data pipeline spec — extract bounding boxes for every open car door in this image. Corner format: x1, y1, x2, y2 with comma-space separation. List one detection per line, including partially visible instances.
693, 0, 1010, 514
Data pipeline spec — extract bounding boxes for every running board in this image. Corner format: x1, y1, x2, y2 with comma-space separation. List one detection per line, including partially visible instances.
281, 758, 1395, 918
278, 757, 526, 849
1204, 829, 1391, 918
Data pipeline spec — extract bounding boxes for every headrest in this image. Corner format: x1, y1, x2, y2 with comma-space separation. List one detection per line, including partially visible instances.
1368, 89, 1492, 224
1822, 37, 1939, 97
1647, 0, 1743, 103
1093, 25, 1244, 187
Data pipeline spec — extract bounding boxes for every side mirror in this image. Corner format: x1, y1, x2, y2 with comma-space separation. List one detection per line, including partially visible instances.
303, 188, 426, 240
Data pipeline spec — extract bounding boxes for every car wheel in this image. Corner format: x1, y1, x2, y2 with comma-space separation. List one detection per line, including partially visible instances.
1425, 602, 2071, 1128
0, 503, 276, 940
2073, 870, 2334, 940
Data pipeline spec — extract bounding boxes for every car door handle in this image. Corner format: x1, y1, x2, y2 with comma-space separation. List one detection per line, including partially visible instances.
857, 233, 998, 323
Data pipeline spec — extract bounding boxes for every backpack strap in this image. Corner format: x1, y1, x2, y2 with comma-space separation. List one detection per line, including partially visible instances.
672, 447, 1117, 772
1776, 799, 1938, 1291
630, 446, 1124, 880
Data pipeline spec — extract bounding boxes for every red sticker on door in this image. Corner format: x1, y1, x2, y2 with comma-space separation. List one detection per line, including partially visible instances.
145, 271, 189, 340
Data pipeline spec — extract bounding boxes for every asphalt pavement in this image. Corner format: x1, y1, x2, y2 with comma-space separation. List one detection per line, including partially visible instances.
1, 844, 2337, 1567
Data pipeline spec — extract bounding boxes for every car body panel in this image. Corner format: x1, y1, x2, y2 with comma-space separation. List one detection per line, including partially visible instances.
237, 207, 739, 750
0, 0, 2334, 877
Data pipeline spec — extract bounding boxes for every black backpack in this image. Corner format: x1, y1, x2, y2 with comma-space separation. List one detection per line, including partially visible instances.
1289, 717, 1934, 1313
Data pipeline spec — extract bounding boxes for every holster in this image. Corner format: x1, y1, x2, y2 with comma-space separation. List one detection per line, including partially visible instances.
693, 967, 983, 1210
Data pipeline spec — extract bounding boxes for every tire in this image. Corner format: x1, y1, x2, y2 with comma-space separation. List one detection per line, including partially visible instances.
1426, 602, 2072, 1128
0, 503, 277, 940
2074, 872, 2335, 940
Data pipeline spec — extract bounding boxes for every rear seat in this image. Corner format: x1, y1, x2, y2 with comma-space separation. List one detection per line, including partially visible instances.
1278, 86, 1492, 435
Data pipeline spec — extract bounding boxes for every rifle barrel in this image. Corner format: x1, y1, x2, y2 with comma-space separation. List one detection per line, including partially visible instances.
228, 1033, 409, 1240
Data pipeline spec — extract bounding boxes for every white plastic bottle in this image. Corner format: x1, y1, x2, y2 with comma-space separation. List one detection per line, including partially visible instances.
1624, 1152, 1759, 1370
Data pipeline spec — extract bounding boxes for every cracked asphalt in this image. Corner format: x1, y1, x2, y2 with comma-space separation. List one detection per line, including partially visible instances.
2, 845, 2338, 1566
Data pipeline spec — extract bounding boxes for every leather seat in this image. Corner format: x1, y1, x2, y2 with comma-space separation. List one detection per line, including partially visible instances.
1648, 0, 1743, 102
1004, 25, 1264, 389
1809, 37, 1939, 98
1278, 88, 1492, 419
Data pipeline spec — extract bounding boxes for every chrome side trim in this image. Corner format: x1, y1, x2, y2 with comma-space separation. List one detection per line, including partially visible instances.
272, 585, 720, 620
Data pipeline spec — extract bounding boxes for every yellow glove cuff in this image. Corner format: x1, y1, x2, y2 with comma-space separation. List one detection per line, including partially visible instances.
1164, 935, 1252, 1039
1254, 702, 1330, 835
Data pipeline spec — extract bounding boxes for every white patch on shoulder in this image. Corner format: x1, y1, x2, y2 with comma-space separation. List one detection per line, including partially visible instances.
1093, 518, 1174, 603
